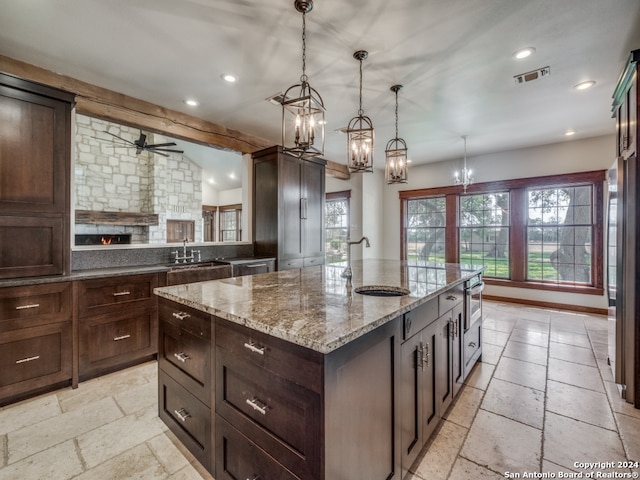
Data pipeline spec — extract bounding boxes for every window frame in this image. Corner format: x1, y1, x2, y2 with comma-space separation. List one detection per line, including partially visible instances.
218, 203, 242, 242
399, 170, 605, 295
325, 190, 351, 264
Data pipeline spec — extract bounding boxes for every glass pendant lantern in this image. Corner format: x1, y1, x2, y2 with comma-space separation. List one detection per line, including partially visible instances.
454, 135, 474, 192
346, 50, 374, 173
281, 0, 325, 159
385, 84, 409, 184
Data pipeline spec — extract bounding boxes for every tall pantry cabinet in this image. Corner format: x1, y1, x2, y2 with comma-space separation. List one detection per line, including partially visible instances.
0, 73, 74, 279
253, 146, 326, 270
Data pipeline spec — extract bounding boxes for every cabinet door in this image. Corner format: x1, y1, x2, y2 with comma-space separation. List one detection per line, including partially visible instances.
435, 312, 454, 417
628, 73, 637, 157
421, 320, 439, 441
302, 160, 325, 259
279, 155, 303, 260
0, 85, 70, 214
452, 302, 464, 398
400, 333, 423, 471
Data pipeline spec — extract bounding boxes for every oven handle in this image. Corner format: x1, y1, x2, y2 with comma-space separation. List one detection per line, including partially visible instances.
467, 282, 485, 296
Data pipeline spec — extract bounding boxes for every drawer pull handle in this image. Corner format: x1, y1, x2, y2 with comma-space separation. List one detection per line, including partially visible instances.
246, 477, 262, 480
446, 295, 457, 301
172, 311, 190, 321
15, 303, 40, 310
112, 291, 131, 297
16, 355, 40, 364
173, 352, 189, 362
246, 263, 267, 268
468, 341, 477, 348
174, 408, 191, 422
113, 334, 131, 341
246, 397, 267, 415
243, 342, 265, 355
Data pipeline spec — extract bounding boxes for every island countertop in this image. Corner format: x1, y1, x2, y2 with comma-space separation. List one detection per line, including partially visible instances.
153, 259, 483, 354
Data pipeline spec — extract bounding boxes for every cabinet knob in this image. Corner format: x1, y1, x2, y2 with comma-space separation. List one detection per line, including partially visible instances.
244, 341, 265, 355
173, 408, 191, 422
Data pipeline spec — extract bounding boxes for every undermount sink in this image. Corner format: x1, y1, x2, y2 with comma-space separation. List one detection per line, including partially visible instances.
354, 285, 410, 297
169, 262, 216, 270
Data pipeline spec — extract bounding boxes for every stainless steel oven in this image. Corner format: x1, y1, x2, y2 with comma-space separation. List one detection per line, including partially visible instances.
464, 274, 484, 330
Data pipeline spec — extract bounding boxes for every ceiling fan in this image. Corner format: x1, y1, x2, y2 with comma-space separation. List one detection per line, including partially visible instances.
105, 131, 184, 157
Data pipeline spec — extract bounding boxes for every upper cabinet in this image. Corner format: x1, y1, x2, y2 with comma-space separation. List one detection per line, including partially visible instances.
0, 73, 74, 278
613, 49, 639, 159
253, 146, 326, 270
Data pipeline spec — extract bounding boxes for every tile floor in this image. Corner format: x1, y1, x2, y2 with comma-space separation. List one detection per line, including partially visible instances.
0, 301, 638, 480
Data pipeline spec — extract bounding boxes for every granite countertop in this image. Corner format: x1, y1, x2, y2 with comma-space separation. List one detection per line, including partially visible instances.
153, 259, 483, 354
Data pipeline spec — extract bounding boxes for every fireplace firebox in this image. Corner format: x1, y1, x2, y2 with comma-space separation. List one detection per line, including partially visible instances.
75, 234, 132, 246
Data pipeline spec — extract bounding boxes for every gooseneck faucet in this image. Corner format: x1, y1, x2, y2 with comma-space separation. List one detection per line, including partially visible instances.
341, 236, 371, 279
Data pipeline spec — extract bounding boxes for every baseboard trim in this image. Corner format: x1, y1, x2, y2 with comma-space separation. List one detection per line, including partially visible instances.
483, 294, 608, 316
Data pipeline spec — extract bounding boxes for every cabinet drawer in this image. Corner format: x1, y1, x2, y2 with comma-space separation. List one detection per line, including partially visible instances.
158, 369, 212, 473
215, 319, 322, 392
159, 298, 211, 340
279, 258, 303, 270
438, 284, 464, 314
216, 346, 321, 479
216, 415, 299, 480
79, 307, 156, 379
0, 322, 72, 404
0, 282, 71, 331
403, 298, 438, 340
159, 319, 211, 406
78, 274, 158, 317
303, 256, 324, 268
464, 320, 482, 377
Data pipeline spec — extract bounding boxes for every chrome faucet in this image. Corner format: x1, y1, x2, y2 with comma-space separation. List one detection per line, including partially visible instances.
341, 236, 370, 279
172, 238, 198, 263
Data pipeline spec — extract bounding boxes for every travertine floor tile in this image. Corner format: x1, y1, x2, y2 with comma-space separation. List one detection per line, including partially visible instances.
493, 356, 547, 391
169, 463, 215, 480
503, 340, 548, 366
547, 358, 604, 392
147, 433, 191, 475
77, 403, 166, 468
605, 381, 640, 420
73, 443, 166, 480
509, 328, 549, 347
482, 316, 516, 333
481, 328, 510, 347
549, 341, 597, 367
464, 362, 495, 391
615, 412, 640, 461
592, 341, 609, 361
460, 409, 541, 474
0, 394, 61, 435
444, 385, 485, 428
542, 459, 578, 476
549, 330, 591, 348
546, 380, 616, 430
448, 457, 504, 480
544, 412, 626, 472
7, 396, 122, 464
411, 420, 467, 480
0, 440, 83, 480
587, 329, 608, 345
550, 319, 587, 334
113, 379, 157, 415
515, 318, 550, 333
597, 358, 615, 383
482, 378, 545, 429
479, 343, 503, 365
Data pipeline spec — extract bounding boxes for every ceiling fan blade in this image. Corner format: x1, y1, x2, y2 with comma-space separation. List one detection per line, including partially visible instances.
150, 150, 170, 157
149, 148, 184, 154
105, 131, 135, 146
146, 142, 177, 148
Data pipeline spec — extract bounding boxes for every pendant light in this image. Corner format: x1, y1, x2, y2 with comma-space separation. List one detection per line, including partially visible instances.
346, 50, 374, 173
454, 135, 474, 192
385, 85, 408, 184
281, 0, 325, 159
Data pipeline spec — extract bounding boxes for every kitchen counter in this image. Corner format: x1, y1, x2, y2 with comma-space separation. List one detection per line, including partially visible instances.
153, 259, 483, 354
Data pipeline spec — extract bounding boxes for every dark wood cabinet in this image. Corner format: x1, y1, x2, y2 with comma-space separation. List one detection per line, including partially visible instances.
0, 73, 74, 279
0, 282, 72, 406
78, 273, 158, 380
253, 146, 326, 271
613, 50, 639, 159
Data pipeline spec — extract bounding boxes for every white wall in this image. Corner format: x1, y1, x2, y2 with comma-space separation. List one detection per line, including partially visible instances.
334, 134, 615, 310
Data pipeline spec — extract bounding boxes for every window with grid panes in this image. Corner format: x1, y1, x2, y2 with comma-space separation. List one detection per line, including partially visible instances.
325, 195, 349, 264
405, 197, 446, 263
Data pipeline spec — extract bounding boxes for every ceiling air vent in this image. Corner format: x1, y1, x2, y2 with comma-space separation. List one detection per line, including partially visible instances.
514, 66, 550, 84
266, 92, 288, 105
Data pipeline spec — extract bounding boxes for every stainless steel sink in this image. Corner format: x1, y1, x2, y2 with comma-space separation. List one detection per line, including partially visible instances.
354, 285, 410, 297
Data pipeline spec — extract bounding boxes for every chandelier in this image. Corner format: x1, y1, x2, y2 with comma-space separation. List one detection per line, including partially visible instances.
281, 0, 325, 159
385, 85, 408, 184
454, 135, 474, 192
346, 50, 374, 173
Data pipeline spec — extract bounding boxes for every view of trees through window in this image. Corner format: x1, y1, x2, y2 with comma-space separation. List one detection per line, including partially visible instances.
405, 197, 446, 262
219, 207, 241, 242
325, 197, 349, 264
527, 185, 593, 283
459, 193, 510, 277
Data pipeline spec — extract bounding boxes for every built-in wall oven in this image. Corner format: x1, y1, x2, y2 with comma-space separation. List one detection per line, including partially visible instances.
464, 274, 484, 329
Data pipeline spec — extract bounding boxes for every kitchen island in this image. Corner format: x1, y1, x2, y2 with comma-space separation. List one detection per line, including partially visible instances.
154, 259, 484, 479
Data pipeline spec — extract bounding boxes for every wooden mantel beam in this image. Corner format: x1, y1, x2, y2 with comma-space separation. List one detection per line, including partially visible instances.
0, 54, 350, 179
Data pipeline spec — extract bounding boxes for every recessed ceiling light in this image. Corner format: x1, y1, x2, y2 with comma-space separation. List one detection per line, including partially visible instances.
184, 99, 199, 107
229, 172, 237, 180
565, 130, 576, 136
221, 73, 238, 83
208, 177, 215, 184
574, 80, 596, 90
513, 47, 535, 59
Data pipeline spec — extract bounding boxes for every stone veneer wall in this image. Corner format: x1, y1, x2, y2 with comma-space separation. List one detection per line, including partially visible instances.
74, 114, 203, 243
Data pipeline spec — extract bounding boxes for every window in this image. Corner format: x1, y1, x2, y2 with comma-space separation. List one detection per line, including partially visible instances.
405, 197, 447, 263
219, 204, 242, 242
399, 170, 605, 294
527, 185, 593, 284
325, 191, 350, 264
459, 193, 510, 278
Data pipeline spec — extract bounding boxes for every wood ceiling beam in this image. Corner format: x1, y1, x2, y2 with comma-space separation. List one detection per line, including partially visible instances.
0, 54, 350, 179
